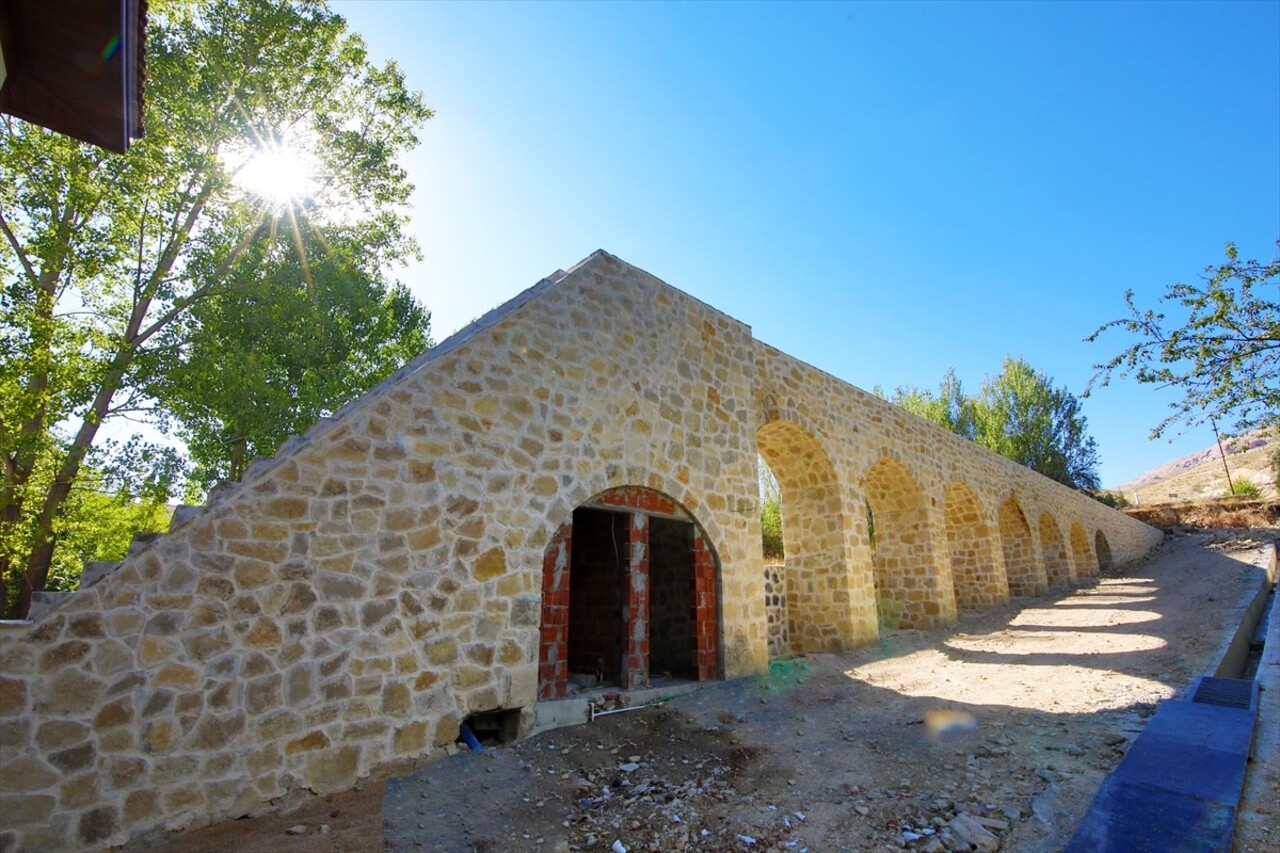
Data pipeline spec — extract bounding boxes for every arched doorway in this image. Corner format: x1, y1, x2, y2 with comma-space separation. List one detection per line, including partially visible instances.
1039, 512, 1072, 587
757, 420, 855, 653
999, 497, 1044, 597
1069, 523, 1094, 579
1095, 531, 1114, 572
945, 482, 1005, 611
537, 487, 719, 701
863, 456, 944, 628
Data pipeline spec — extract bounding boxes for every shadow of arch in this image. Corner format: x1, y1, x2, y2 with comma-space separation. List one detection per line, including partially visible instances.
536, 485, 720, 701
944, 481, 1007, 612
863, 456, 947, 628
1038, 511, 1073, 587
757, 420, 856, 653
1069, 522, 1095, 579
999, 496, 1046, 597
1095, 530, 1114, 572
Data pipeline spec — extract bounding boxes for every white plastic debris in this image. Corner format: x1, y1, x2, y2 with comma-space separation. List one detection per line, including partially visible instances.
611, 841, 627, 853
738, 835, 757, 845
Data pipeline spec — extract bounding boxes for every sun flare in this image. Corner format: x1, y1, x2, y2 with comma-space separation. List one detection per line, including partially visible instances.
228, 136, 319, 207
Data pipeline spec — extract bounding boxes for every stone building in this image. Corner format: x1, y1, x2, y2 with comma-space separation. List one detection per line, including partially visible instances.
0, 251, 1161, 850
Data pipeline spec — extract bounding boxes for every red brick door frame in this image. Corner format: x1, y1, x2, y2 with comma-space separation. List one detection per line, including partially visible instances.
536, 487, 720, 700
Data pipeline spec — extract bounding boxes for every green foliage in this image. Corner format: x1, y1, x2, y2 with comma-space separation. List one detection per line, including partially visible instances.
1228, 478, 1262, 499
1088, 241, 1280, 439
973, 357, 1100, 490
884, 368, 976, 440
2, 453, 174, 612
759, 458, 783, 559
0, 0, 433, 615
148, 235, 431, 488
1088, 490, 1130, 509
885, 358, 1100, 490
48, 486, 171, 592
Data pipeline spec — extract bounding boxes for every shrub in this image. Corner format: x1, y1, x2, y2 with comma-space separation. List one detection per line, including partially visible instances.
761, 494, 784, 559
1229, 478, 1263, 499
1089, 490, 1130, 509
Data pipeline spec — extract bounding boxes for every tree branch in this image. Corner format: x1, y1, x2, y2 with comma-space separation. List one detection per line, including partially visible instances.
134, 213, 271, 346
0, 209, 39, 284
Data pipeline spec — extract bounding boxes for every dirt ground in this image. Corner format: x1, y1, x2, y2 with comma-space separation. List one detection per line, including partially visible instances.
158, 528, 1278, 853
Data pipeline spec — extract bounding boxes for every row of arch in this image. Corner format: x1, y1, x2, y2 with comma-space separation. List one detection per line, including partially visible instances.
535, 418, 1121, 692
758, 418, 1114, 655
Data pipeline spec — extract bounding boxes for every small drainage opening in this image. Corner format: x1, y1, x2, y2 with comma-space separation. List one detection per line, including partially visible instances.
460, 709, 521, 747
1190, 676, 1255, 710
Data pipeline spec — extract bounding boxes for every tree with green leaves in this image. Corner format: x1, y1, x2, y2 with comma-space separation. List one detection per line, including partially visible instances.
1087, 241, 1279, 439
882, 358, 1100, 490
45, 464, 175, 592
1, 0, 433, 617
880, 368, 977, 441
147, 221, 429, 488
973, 357, 1100, 490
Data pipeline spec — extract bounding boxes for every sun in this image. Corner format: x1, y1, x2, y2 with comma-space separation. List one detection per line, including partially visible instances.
227, 133, 319, 208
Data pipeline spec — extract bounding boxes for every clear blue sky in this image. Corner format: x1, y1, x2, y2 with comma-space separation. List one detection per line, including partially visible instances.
331, 0, 1279, 488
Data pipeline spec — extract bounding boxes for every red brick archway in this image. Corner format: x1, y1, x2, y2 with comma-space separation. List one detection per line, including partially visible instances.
537, 487, 720, 701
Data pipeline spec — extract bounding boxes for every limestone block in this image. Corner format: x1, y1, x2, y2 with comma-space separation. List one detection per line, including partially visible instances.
303, 745, 360, 795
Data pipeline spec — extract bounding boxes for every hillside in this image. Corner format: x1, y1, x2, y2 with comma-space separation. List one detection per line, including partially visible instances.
1114, 432, 1277, 505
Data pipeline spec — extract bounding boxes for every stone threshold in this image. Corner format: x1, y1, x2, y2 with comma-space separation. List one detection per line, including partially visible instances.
530, 678, 712, 737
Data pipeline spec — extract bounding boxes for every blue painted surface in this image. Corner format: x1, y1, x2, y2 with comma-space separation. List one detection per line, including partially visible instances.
1067, 777, 1236, 853
1065, 677, 1259, 853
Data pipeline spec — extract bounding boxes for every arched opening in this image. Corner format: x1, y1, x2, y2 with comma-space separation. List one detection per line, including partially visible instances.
999, 497, 1045, 597
1069, 523, 1094, 579
1095, 531, 1114, 572
863, 457, 942, 628
757, 420, 854, 654
944, 482, 1005, 611
758, 456, 789, 658
536, 486, 719, 701
1038, 512, 1073, 587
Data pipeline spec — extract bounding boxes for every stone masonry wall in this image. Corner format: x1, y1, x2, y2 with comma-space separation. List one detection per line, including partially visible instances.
763, 564, 789, 658
0, 250, 1157, 851
751, 341, 1161, 652
0, 252, 763, 851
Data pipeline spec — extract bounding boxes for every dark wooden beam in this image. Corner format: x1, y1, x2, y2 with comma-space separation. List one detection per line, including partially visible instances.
0, 0, 145, 153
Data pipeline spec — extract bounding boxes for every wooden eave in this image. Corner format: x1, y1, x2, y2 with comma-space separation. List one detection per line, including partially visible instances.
0, 0, 146, 154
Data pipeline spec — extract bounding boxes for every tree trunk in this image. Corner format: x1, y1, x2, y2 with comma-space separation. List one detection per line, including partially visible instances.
3, 271, 60, 618
15, 347, 134, 618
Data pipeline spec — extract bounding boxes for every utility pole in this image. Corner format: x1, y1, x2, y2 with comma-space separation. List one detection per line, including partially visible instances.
1210, 418, 1235, 495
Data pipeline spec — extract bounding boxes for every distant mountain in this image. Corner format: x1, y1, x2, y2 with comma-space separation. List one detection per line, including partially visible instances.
1113, 431, 1276, 504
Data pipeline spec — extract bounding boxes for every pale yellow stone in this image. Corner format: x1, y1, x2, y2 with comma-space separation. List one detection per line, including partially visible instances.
473, 548, 506, 581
